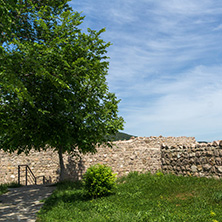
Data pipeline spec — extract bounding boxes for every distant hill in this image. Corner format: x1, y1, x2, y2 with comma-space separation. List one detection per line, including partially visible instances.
108, 132, 136, 141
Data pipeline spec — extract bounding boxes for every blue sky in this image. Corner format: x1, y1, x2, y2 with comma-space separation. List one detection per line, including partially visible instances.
69, 0, 222, 142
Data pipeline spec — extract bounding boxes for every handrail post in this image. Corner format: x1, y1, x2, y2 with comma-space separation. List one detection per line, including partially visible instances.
25, 166, 28, 186
18, 165, 20, 185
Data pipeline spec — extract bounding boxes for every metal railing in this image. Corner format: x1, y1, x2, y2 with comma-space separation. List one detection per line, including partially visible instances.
18, 165, 45, 186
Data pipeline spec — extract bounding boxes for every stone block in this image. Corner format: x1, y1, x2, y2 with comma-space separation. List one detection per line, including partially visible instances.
216, 166, 222, 173
203, 164, 212, 171
215, 158, 222, 165
191, 165, 197, 172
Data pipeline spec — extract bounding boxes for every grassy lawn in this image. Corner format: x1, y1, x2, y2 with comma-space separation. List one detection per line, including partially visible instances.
37, 172, 222, 222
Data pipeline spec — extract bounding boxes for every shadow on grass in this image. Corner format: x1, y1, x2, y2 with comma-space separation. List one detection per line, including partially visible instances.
39, 181, 89, 212
40, 180, 117, 214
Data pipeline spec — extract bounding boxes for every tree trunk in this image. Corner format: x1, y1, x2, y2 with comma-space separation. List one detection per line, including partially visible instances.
58, 146, 66, 182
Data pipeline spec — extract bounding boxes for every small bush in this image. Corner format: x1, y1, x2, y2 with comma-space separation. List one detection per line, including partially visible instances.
83, 164, 117, 198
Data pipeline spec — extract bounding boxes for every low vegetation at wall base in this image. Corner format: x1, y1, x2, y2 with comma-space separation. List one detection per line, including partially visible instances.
0, 182, 21, 195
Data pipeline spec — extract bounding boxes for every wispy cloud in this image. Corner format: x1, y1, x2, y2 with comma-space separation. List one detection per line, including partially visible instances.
213, 24, 222, 31
119, 65, 222, 140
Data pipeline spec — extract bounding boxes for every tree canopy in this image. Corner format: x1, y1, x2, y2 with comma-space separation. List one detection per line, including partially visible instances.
0, 0, 71, 101
0, 0, 124, 180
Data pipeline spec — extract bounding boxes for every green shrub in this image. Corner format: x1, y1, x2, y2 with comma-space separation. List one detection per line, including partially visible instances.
83, 164, 117, 198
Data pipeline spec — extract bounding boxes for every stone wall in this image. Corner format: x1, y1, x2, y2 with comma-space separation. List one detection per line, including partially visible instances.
0, 137, 163, 185
161, 141, 222, 178
0, 136, 221, 185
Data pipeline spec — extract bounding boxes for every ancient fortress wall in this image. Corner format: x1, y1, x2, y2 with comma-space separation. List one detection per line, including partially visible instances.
0, 136, 221, 184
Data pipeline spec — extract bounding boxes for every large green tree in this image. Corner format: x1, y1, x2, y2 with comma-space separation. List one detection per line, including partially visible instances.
0, 1, 124, 181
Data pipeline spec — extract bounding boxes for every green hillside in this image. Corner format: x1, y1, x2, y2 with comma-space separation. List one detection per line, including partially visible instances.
108, 132, 135, 141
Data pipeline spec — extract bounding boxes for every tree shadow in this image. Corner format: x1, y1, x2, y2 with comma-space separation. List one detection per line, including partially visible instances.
38, 180, 89, 214
38, 180, 116, 216
0, 185, 55, 221
64, 154, 86, 181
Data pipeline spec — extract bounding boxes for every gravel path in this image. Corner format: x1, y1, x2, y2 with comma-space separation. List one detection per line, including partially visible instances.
0, 185, 55, 222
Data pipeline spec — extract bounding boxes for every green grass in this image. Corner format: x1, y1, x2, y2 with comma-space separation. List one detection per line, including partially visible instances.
37, 172, 222, 222
0, 182, 21, 195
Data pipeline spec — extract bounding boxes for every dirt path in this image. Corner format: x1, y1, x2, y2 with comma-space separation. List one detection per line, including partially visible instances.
0, 185, 55, 222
